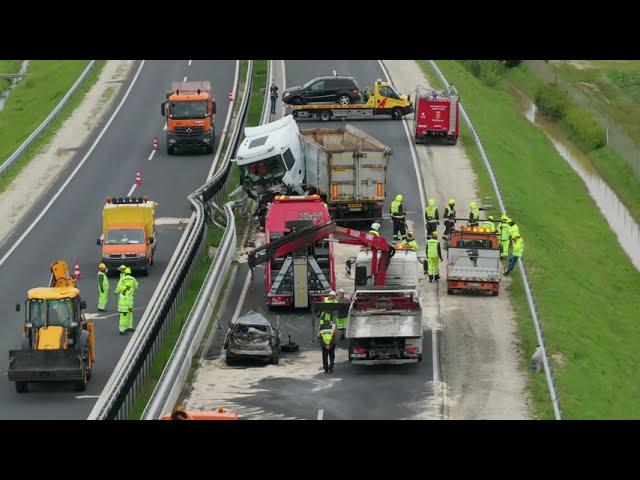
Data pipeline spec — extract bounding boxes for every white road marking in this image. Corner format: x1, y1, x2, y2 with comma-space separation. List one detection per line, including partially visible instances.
0, 60, 146, 270
127, 184, 137, 197
281, 60, 287, 117
147, 150, 156, 161
188, 60, 192, 66
317, 409, 324, 420
154, 217, 190, 226
332, 69, 336, 76
76, 395, 100, 399
231, 271, 252, 325
183, 75, 188, 82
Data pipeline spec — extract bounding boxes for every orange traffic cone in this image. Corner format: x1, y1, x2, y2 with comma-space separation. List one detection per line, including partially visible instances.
153, 137, 158, 151
227, 90, 233, 102
135, 170, 143, 185
74, 259, 82, 280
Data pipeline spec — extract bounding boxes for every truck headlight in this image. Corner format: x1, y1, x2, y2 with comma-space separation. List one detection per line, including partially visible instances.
203, 137, 210, 143
169, 139, 176, 144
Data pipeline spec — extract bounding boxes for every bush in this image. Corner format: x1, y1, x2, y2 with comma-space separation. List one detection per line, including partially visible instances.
565, 106, 606, 150
535, 83, 569, 120
460, 60, 506, 87
503, 60, 522, 69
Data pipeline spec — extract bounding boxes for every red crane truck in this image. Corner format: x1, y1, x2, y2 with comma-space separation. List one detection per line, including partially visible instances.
413, 85, 459, 145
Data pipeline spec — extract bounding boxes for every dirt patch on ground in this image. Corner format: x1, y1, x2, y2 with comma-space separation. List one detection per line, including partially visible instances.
0, 61, 134, 247
577, 81, 601, 92
383, 60, 531, 419
567, 60, 596, 70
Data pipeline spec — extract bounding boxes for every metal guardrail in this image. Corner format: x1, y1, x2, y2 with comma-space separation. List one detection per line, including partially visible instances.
88, 61, 253, 420
142, 60, 270, 419
429, 61, 563, 420
1, 60, 96, 177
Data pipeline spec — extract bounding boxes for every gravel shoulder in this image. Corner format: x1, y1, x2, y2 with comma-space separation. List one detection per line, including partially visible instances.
384, 60, 531, 419
0, 60, 134, 246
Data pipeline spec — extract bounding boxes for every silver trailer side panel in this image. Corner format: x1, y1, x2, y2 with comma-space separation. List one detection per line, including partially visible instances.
447, 248, 502, 282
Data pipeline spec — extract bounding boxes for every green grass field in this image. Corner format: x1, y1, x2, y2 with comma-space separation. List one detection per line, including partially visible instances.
419, 60, 640, 419
505, 66, 640, 226
0, 61, 105, 195
0, 60, 23, 96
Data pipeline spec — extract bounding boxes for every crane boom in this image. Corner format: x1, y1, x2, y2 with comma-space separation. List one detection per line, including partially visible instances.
248, 221, 394, 286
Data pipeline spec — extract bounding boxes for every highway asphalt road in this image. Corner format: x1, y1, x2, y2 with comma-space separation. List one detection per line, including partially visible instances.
0, 60, 236, 419
193, 60, 441, 420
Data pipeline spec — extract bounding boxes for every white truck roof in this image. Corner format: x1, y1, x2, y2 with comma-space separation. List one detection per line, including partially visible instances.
235, 115, 299, 166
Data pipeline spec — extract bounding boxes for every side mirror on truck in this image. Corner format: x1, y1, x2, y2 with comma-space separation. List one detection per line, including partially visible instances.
161, 102, 166, 117
80, 300, 87, 310
15, 303, 20, 312
96, 238, 101, 245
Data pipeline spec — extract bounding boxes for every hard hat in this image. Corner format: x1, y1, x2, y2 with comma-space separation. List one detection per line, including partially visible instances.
125, 267, 132, 274
99, 263, 107, 271
329, 290, 336, 296
431, 232, 438, 238
469, 201, 477, 209
338, 288, 344, 293
428, 198, 436, 206
119, 264, 127, 271
488, 215, 494, 221
407, 231, 414, 237
501, 214, 509, 221
395, 194, 403, 202
371, 222, 381, 230
448, 198, 455, 205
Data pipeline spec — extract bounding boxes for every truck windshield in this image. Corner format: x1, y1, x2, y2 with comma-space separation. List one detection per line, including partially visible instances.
240, 155, 286, 182
170, 100, 208, 119
28, 299, 74, 327
106, 229, 144, 245
379, 86, 400, 99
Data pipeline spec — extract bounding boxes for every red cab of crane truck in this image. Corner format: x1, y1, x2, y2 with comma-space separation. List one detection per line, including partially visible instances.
264, 195, 335, 307
413, 85, 459, 145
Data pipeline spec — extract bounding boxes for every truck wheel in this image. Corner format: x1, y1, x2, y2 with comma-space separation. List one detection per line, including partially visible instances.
447, 135, 458, 145
140, 265, 149, 277
319, 110, 332, 122
391, 108, 402, 120
492, 290, 499, 296
206, 144, 214, 154
15, 382, 28, 394
226, 352, 236, 366
74, 368, 88, 392
447, 288, 454, 295
418, 354, 423, 362
167, 145, 175, 155
338, 95, 352, 105
271, 353, 280, 365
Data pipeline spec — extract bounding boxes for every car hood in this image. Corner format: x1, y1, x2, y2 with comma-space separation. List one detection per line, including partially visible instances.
103, 243, 146, 254
283, 85, 303, 95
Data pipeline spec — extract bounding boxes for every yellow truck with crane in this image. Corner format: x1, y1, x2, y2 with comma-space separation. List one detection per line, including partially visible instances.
287, 79, 413, 121
7, 260, 96, 393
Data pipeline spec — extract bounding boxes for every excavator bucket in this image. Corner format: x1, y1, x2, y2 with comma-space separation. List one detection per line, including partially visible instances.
7, 349, 84, 383
49, 260, 76, 288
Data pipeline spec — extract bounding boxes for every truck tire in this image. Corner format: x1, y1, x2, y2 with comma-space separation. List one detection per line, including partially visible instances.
15, 382, 28, 394
270, 352, 280, 365
226, 351, 236, 366
319, 110, 332, 122
391, 108, 402, 120
140, 265, 149, 277
167, 145, 175, 155
447, 288, 454, 295
338, 94, 352, 105
206, 144, 214, 154
447, 135, 458, 145
492, 290, 499, 296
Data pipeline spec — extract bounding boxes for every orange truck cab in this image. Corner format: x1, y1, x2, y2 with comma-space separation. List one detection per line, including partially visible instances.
161, 81, 216, 155
446, 226, 502, 296
97, 196, 157, 276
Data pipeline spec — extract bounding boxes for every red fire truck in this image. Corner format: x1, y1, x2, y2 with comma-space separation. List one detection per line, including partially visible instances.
413, 85, 459, 145
257, 195, 335, 309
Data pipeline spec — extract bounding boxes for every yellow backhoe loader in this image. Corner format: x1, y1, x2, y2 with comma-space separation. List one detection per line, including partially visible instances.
7, 260, 96, 393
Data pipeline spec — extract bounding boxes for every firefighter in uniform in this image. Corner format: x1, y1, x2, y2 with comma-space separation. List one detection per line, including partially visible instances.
468, 202, 480, 227
97, 263, 109, 312
390, 194, 407, 241
118, 285, 133, 335
443, 199, 456, 238
319, 290, 338, 327
499, 215, 511, 265
425, 232, 443, 282
425, 198, 439, 236
481, 215, 496, 232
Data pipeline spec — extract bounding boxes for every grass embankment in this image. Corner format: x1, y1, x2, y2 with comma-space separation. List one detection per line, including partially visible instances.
0, 60, 105, 194
0, 60, 23, 95
127, 226, 226, 419
505, 65, 640, 225
419, 60, 640, 419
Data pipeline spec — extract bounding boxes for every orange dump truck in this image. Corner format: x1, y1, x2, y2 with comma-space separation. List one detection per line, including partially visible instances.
161, 81, 216, 154
97, 196, 157, 276
446, 225, 502, 296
